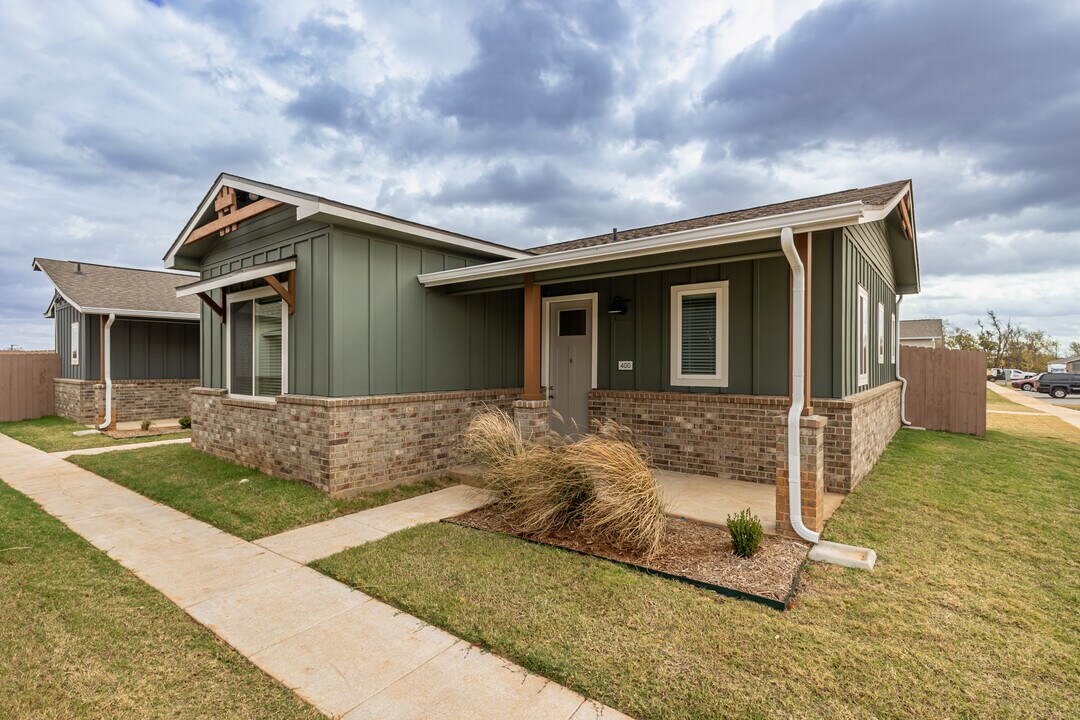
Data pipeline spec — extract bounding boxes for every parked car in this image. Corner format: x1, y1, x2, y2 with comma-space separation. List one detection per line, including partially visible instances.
1012, 373, 1044, 391
1036, 373, 1080, 399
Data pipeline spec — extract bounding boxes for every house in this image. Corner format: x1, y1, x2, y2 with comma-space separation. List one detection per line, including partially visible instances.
32, 259, 201, 426
899, 318, 944, 348
1048, 355, 1080, 373
165, 175, 919, 540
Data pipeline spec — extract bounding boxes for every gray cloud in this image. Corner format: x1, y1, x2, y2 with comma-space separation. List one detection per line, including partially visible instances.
423, 0, 628, 131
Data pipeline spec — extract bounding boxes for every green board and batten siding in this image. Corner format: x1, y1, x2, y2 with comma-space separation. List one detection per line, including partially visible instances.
196, 208, 522, 396
193, 208, 900, 401
838, 220, 898, 397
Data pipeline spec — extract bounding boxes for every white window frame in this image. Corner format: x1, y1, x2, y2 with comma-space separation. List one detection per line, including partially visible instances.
857, 285, 869, 387
70, 321, 79, 366
670, 280, 729, 387
877, 302, 885, 364
890, 311, 896, 363
225, 286, 289, 401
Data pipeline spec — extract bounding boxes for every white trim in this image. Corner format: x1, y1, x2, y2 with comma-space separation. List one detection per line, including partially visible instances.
858, 182, 911, 223
176, 258, 297, 297
225, 285, 290, 400
80, 308, 199, 320
70, 321, 79, 365
541, 293, 598, 392
857, 285, 869, 387
877, 301, 885, 364
164, 174, 528, 268
670, 280, 729, 388
890, 311, 897, 363
419, 201, 866, 288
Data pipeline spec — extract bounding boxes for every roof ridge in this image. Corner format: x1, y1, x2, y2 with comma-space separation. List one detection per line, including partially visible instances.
36, 258, 196, 277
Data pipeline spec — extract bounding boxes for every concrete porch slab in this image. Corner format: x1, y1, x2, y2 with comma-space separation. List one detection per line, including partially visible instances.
657, 469, 845, 535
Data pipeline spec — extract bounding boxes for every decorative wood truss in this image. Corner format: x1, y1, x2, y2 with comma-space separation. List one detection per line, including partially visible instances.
896, 192, 915, 243
193, 269, 296, 324
184, 186, 284, 246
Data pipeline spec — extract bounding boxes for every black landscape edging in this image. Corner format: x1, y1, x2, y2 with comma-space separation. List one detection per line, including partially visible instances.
441, 518, 803, 612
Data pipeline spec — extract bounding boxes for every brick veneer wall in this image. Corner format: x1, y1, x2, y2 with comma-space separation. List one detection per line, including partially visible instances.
53, 378, 197, 425
190, 387, 521, 497
54, 378, 98, 424
588, 390, 790, 485
814, 381, 902, 492
589, 383, 903, 494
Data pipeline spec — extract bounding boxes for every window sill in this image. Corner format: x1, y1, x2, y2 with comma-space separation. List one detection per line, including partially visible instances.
222, 394, 279, 410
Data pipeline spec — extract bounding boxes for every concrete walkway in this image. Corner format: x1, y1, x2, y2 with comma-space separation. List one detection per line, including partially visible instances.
255, 485, 496, 564
987, 382, 1080, 431
53, 436, 192, 459
0, 434, 627, 720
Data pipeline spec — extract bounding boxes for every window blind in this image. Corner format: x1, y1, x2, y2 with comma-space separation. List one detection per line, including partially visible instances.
680, 292, 717, 375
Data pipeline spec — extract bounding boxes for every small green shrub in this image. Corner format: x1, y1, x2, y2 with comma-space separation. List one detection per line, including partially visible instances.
179, 416, 192, 429
727, 508, 763, 558
140, 419, 152, 431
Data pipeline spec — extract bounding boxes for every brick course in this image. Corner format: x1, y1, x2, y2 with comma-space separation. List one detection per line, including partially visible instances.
53, 378, 197, 425
814, 381, 902, 492
190, 387, 520, 497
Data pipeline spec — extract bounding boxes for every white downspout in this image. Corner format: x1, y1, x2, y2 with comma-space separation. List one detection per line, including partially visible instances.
780, 227, 820, 544
97, 313, 115, 431
895, 296, 911, 425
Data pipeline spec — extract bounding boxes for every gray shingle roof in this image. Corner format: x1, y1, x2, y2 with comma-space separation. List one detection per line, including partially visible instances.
899, 318, 944, 339
34, 258, 199, 317
528, 179, 910, 255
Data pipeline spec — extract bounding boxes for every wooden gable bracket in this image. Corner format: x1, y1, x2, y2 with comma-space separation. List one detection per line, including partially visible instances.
197, 291, 226, 324
264, 269, 296, 315
896, 192, 915, 243
185, 187, 285, 247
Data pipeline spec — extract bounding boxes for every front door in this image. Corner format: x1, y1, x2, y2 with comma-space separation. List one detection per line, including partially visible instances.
547, 297, 593, 435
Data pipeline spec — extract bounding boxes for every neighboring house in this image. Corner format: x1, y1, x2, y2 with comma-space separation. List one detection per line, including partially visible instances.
899, 318, 944, 348
165, 175, 919, 539
32, 259, 200, 426
1048, 355, 1080, 373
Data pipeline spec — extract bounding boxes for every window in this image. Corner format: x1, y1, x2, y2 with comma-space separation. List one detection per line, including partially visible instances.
890, 312, 896, 363
558, 308, 586, 336
670, 280, 728, 387
70, 321, 79, 366
228, 288, 287, 398
857, 285, 869, 386
877, 302, 885, 364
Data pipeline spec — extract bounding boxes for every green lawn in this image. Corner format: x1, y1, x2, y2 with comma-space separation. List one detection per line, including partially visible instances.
985, 386, 1033, 410
0, 415, 189, 453
0, 480, 320, 720
314, 415, 1080, 719
70, 444, 455, 540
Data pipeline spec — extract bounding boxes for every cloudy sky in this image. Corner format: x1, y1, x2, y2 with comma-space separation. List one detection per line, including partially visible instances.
1, 0, 1078, 351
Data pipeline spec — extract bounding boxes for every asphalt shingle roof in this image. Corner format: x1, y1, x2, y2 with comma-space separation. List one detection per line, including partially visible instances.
528, 180, 910, 255
34, 258, 199, 316
899, 318, 944, 339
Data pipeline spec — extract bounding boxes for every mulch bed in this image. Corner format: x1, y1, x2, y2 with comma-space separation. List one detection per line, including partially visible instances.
103, 425, 185, 440
448, 505, 810, 605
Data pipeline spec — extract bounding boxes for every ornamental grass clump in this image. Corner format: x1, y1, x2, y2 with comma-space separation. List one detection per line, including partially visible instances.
566, 434, 666, 556
463, 409, 667, 555
727, 507, 763, 558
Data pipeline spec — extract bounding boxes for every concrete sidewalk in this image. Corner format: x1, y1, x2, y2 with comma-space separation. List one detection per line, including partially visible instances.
52, 436, 192, 458
986, 382, 1080, 432
254, 484, 495, 564
0, 434, 627, 720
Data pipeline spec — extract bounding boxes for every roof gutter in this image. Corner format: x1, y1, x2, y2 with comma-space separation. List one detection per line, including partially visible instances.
419, 200, 866, 288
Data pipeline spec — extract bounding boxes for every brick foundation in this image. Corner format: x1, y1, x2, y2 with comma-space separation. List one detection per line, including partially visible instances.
588, 383, 902, 494
190, 387, 521, 497
53, 378, 197, 425
814, 381, 902, 492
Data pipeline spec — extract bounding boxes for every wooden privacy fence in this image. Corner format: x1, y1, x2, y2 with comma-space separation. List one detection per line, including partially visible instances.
0, 351, 60, 422
899, 346, 986, 436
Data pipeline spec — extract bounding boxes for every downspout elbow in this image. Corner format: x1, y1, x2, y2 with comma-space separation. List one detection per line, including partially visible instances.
97, 313, 115, 431
780, 227, 820, 544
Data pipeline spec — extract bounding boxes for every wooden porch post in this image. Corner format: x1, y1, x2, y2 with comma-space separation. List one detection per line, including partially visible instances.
796, 232, 813, 415
523, 273, 543, 400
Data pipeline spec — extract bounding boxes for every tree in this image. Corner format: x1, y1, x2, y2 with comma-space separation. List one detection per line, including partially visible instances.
943, 320, 979, 351
1070, 341, 1080, 357
977, 310, 1022, 368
